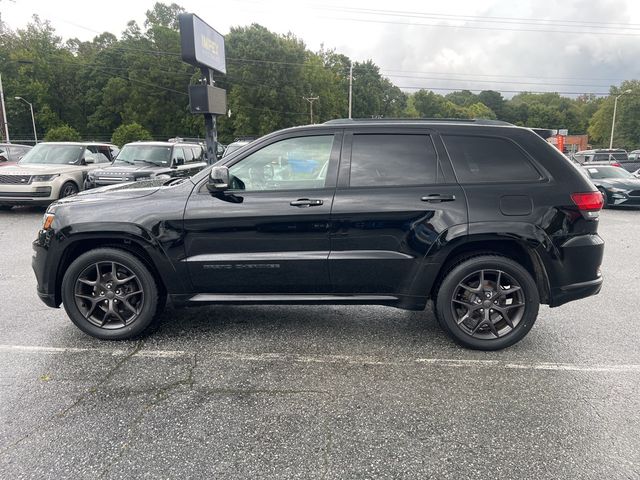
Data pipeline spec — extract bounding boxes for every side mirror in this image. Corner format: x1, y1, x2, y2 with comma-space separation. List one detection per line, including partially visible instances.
207, 166, 230, 193
84, 157, 96, 164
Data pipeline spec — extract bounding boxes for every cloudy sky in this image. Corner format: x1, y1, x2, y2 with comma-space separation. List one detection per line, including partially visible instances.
3, 0, 640, 97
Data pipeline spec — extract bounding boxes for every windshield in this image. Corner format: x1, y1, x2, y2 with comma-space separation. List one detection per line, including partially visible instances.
585, 166, 634, 179
593, 152, 628, 162
19, 144, 83, 165
114, 145, 171, 166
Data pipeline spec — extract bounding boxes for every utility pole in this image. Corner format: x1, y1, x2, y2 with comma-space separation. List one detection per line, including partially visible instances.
348, 62, 353, 119
0, 74, 9, 142
303, 96, 319, 124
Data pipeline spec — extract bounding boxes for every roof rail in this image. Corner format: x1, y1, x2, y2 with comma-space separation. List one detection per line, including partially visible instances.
323, 118, 514, 126
167, 137, 205, 143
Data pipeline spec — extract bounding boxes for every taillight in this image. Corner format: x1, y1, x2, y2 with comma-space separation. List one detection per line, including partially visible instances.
611, 162, 622, 167
571, 192, 604, 211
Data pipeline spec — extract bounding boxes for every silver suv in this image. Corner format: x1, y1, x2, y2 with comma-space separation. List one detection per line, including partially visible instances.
0, 142, 118, 208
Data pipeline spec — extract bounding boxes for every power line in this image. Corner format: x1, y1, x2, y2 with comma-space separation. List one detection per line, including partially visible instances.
396, 85, 612, 96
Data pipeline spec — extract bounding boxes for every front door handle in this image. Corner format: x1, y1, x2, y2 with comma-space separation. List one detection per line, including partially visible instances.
290, 198, 324, 207
421, 194, 456, 203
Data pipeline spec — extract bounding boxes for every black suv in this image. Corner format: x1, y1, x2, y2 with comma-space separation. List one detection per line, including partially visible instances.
85, 140, 207, 188
32, 119, 604, 350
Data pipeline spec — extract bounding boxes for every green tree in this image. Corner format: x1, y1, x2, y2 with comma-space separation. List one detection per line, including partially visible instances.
588, 81, 640, 149
44, 124, 81, 141
111, 122, 152, 146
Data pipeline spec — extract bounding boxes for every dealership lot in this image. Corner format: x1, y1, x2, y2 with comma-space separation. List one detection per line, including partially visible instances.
0, 207, 638, 479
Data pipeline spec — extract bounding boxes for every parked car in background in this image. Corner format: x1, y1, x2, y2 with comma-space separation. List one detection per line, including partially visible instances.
572, 149, 633, 170
85, 140, 207, 189
33, 119, 604, 350
582, 165, 640, 207
627, 150, 640, 173
0, 143, 32, 166
633, 167, 640, 179
0, 142, 117, 208
221, 137, 256, 158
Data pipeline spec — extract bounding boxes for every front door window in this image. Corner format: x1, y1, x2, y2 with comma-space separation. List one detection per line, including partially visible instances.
228, 136, 334, 191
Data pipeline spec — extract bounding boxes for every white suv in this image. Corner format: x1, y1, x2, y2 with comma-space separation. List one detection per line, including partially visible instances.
0, 142, 118, 208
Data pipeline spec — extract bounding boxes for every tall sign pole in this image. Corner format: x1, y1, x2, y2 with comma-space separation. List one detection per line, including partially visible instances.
179, 13, 227, 164
0, 74, 10, 142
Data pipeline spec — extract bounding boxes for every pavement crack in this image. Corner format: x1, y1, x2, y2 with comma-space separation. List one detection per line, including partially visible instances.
0, 340, 145, 457
97, 352, 198, 478
320, 427, 333, 479
57, 340, 145, 418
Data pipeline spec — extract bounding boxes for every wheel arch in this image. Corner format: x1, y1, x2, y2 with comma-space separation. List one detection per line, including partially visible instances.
419, 231, 551, 305
53, 231, 182, 306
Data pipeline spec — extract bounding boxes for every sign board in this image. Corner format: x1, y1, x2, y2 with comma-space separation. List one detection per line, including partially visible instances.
558, 129, 569, 136
556, 134, 565, 152
189, 85, 227, 115
179, 13, 226, 74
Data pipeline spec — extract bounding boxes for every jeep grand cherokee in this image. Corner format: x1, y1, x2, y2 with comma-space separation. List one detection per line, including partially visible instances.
32, 119, 604, 350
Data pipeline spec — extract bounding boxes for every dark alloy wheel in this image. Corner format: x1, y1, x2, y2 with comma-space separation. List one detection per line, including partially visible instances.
436, 255, 539, 350
62, 248, 160, 339
59, 181, 79, 199
73, 261, 144, 329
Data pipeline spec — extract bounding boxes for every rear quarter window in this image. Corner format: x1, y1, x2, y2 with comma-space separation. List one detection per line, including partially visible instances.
443, 135, 542, 183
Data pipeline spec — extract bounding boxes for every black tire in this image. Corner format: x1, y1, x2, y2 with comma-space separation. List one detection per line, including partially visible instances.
61, 248, 160, 340
435, 255, 539, 350
597, 187, 609, 209
59, 181, 79, 199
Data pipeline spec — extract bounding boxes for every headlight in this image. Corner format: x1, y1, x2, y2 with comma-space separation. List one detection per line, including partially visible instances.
42, 213, 55, 231
32, 174, 60, 182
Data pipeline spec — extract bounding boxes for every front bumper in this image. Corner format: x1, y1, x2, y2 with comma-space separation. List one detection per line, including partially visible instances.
32, 235, 60, 308
609, 192, 640, 206
0, 185, 55, 204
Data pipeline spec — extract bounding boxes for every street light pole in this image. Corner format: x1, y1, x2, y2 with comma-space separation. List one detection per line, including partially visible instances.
609, 89, 632, 150
15, 96, 37, 144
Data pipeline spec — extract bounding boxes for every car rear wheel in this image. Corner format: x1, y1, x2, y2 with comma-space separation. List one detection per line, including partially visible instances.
59, 181, 78, 199
435, 255, 539, 350
597, 187, 609, 208
61, 248, 160, 340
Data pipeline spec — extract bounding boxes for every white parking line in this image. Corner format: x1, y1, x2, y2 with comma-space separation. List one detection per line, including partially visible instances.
1, 344, 639, 373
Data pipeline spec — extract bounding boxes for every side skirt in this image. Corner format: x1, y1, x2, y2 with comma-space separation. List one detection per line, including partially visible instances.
169, 293, 427, 311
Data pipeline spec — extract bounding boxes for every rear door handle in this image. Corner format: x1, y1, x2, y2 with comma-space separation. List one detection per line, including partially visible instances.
421, 194, 456, 203
290, 198, 324, 207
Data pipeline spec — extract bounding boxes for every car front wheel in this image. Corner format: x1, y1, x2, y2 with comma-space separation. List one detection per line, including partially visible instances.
61, 248, 160, 339
435, 255, 540, 350
59, 181, 79, 199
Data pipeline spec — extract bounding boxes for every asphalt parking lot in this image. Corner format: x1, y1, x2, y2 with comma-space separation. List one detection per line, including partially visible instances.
0, 207, 639, 479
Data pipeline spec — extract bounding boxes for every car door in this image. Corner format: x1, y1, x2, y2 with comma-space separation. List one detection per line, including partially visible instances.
329, 129, 467, 295
183, 131, 342, 294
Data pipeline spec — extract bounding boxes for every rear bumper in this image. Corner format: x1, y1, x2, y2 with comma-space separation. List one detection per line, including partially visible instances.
547, 233, 604, 307
550, 275, 603, 307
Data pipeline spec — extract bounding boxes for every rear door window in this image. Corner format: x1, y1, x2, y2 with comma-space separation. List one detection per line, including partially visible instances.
183, 146, 194, 163
443, 135, 541, 183
349, 134, 437, 187
191, 146, 203, 162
